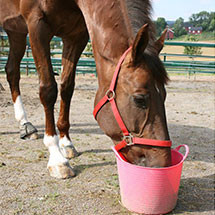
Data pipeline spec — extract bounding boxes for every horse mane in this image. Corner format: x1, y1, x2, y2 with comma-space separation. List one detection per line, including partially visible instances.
125, 0, 155, 37
124, 0, 169, 84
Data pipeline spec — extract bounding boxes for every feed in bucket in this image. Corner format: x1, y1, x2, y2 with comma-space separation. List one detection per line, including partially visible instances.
112, 144, 189, 214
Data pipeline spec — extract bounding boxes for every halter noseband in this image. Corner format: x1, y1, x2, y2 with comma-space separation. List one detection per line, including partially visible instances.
93, 47, 172, 151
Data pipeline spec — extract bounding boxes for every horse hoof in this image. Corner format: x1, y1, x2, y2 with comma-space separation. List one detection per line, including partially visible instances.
29, 132, 39, 140
20, 122, 38, 140
48, 162, 76, 179
60, 145, 79, 159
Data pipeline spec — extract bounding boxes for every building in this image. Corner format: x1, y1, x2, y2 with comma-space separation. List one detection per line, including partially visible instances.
165, 28, 174, 40
184, 22, 203, 35
184, 23, 193, 32
187, 26, 203, 35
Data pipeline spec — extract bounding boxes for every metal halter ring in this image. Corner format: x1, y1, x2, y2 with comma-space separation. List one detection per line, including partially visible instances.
123, 134, 134, 146
106, 89, 115, 101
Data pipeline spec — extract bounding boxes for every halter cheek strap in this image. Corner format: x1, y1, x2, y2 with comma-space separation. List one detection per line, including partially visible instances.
93, 46, 172, 151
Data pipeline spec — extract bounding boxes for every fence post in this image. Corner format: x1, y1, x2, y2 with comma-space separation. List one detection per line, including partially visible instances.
163, 54, 167, 62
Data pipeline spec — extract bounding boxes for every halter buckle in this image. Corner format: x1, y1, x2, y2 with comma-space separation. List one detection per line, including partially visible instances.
106, 89, 115, 101
123, 134, 134, 146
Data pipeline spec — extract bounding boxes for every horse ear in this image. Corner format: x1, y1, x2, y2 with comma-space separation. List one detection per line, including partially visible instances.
132, 24, 149, 64
154, 28, 167, 54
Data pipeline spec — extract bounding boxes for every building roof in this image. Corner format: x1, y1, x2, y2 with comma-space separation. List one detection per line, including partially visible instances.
184, 23, 193, 28
189, 27, 203, 31
167, 28, 174, 33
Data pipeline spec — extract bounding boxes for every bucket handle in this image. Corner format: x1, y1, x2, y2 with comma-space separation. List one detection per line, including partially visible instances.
175, 144, 189, 162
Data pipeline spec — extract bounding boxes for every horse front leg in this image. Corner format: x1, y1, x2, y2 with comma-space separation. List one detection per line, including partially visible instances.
5, 30, 38, 139
57, 35, 88, 159
27, 17, 75, 178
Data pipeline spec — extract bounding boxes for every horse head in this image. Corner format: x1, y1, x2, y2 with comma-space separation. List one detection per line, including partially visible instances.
95, 24, 171, 168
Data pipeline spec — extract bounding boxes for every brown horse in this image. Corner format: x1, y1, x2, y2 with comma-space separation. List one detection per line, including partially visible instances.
0, 0, 171, 179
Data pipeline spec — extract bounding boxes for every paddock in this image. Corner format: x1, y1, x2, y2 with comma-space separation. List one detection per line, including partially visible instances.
1, 34, 215, 76
0, 73, 214, 215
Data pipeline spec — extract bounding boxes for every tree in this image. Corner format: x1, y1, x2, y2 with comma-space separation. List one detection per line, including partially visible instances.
189, 11, 211, 31
184, 35, 202, 55
154, 17, 167, 37
173, 17, 187, 37
209, 12, 215, 32
209, 18, 215, 31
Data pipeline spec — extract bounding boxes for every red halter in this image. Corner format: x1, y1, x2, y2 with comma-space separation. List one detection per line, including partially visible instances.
93, 47, 172, 151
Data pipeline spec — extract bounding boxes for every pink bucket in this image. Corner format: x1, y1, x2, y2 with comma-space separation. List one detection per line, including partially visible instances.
112, 144, 189, 215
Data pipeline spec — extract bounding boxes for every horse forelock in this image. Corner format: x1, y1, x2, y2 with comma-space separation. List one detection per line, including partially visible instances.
143, 53, 169, 85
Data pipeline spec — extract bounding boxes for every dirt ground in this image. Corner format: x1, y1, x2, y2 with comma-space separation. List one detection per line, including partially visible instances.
0, 73, 214, 215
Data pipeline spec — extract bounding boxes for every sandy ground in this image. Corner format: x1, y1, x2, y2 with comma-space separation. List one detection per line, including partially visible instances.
0, 73, 214, 215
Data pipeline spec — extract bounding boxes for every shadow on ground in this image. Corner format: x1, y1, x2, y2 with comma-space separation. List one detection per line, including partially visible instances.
169, 174, 214, 214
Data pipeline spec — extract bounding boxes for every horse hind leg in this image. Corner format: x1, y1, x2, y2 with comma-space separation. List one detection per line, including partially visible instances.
5, 30, 38, 139
57, 33, 89, 159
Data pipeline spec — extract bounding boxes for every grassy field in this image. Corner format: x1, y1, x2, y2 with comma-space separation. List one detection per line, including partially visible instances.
161, 43, 215, 62
160, 37, 215, 75
171, 32, 215, 42
162, 31, 214, 61
161, 30, 215, 62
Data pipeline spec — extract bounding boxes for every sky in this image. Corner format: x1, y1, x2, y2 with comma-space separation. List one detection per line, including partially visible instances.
151, 0, 215, 21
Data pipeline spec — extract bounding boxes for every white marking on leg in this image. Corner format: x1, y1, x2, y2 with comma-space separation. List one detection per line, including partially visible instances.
43, 134, 68, 166
59, 136, 74, 148
44, 134, 75, 178
59, 135, 78, 159
14, 96, 28, 125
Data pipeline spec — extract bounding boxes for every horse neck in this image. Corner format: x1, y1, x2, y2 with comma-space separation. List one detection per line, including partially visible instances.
92, 33, 132, 88
79, 0, 136, 88
80, 0, 155, 88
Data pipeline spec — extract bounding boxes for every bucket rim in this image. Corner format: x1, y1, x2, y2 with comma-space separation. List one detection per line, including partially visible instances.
112, 144, 189, 171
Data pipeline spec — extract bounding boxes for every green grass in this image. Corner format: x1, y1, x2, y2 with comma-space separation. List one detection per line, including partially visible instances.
172, 32, 215, 42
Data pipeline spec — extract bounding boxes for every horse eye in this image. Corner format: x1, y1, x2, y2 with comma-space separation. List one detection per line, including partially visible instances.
132, 94, 150, 109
